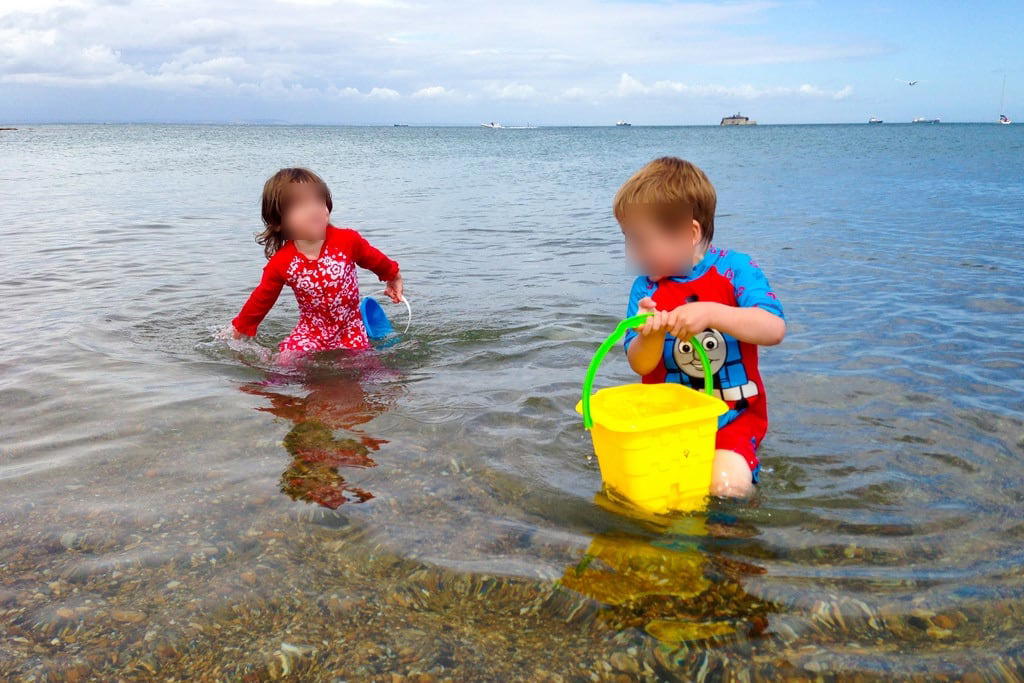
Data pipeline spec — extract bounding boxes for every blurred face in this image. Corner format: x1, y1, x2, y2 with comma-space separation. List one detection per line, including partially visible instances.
282, 182, 330, 242
621, 212, 703, 280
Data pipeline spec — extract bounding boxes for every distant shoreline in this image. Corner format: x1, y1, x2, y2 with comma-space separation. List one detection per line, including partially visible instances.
0, 121, 1008, 128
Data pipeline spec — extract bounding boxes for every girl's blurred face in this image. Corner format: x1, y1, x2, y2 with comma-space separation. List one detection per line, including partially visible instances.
282, 182, 329, 242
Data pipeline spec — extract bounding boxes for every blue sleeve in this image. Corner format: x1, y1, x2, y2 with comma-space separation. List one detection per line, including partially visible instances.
623, 276, 651, 350
727, 253, 784, 319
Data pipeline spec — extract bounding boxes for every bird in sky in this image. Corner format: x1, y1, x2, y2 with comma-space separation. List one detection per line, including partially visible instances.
896, 79, 921, 86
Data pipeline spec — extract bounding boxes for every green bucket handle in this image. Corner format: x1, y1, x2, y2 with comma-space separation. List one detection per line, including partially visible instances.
581, 312, 715, 429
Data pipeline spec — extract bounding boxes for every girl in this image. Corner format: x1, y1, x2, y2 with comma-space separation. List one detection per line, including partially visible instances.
232, 168, 404, 357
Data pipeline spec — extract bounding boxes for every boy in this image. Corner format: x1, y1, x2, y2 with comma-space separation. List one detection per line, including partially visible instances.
615, 157, 785, 497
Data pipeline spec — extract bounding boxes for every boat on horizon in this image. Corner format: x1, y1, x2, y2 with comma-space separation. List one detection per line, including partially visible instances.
998, 75, 1013, 124
615, 120, 631, 127
720, 113, 756, 126
868, 117, 883, 124
912, 117, 940, 124
481, 121, 503, 128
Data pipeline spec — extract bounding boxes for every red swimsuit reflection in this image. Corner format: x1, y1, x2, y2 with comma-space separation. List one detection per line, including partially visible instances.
241, 364, 400, 509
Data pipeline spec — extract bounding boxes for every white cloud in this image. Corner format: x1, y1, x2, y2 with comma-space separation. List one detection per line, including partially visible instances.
612, 73, 854, 101
330, 85, 362, 97
560, 86, 591, 100
483, 83, 538, 100
0, 0, 876, 119
366, 86, 400, 100
411, 85, 452, 98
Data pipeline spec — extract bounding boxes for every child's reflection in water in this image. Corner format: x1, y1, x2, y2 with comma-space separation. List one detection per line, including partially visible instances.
560, 499, 776, 647
241, 356, 401, 509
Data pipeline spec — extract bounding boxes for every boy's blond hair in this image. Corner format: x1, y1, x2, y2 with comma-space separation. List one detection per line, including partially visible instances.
613, 157, 717, 245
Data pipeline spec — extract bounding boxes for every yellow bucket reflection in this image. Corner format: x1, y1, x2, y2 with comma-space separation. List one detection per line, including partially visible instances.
558, 524, 748, 645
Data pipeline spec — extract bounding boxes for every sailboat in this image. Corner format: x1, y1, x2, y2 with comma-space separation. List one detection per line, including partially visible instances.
998, 75, 1012, 124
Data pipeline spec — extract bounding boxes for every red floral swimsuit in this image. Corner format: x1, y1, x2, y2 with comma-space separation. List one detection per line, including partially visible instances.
233, 225, 399, 353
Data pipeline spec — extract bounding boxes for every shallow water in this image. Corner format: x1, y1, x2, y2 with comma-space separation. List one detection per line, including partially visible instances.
1, 123, 1023, 679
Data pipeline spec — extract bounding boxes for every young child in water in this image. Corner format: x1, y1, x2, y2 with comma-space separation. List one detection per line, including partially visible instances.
615, 157, 785, 497
232, 168, 404, 359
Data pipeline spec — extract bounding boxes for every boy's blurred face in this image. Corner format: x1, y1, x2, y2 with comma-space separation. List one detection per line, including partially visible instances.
282, 182, 330, 242
621, 213, 703, 280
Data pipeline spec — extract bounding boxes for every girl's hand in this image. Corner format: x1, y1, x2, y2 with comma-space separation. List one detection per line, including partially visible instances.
384, 273, 404, 303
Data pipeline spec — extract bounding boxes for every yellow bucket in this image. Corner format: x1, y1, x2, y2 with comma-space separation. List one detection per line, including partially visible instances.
577, 314, 728, 514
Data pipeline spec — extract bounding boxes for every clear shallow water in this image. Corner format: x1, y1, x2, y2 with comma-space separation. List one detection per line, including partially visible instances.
1, 123, 1023, 679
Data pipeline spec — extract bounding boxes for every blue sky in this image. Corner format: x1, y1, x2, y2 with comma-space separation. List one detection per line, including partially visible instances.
1, 0, 1020, 125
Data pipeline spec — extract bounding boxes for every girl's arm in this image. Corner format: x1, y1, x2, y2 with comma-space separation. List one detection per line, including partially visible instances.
349, 231, 403, 302
351, 231, 399, 282
232, 261, 286, 337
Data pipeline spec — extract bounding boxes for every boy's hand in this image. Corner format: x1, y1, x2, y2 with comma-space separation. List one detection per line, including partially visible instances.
637, 297, 658, 314
663, 302, 719, 340
635, 297, 666, 337
383, 273, 404, 303
634, 299, 720, 340
232, 327, 252, 340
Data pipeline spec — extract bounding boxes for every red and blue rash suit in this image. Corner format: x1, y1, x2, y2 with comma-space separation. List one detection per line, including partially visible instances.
623, 246, 784, 476
233, 225, 399, 353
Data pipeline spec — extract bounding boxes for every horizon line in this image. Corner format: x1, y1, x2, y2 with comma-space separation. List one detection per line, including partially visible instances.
0, 120, 1009, 127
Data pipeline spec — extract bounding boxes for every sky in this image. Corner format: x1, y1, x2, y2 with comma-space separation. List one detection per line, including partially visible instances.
1, 0, 1020, 125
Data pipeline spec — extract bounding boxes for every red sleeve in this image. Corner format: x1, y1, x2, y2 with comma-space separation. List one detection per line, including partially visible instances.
232, 256, 286, 336
346, 229, 399, 281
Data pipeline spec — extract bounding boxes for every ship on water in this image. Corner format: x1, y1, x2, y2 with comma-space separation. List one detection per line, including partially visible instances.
720, 113, 756, 126
912, 117, 940, 124
868, 117, 883, 124
998, 75, 1013, 124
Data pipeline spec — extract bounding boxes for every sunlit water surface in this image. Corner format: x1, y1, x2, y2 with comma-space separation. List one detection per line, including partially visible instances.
1, 123, 1023, 679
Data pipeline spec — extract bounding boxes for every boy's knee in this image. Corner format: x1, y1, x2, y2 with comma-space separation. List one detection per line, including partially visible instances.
709, 449, 754, 498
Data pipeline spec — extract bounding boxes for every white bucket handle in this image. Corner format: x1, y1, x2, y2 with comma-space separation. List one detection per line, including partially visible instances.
380, 290, 412, 334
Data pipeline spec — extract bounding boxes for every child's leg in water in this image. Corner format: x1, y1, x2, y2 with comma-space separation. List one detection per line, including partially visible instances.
710, 449, 755, 497
709, 409, 764, 498
275, 320, 375, 368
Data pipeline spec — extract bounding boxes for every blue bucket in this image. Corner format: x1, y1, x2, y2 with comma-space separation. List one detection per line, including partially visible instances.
360, 297, 394, 340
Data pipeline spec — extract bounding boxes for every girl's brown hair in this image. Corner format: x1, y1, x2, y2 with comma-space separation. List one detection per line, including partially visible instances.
257, 167, 333, 258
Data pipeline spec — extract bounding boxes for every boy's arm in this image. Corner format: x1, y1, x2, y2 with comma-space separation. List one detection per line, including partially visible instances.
623, 279, 666, 376
644, 301, 785, 351
232, 260, 286, 338
661, 254, 785, 346
725, 254, 785, 345
703, 304, 785, 346
627, 325, 666, 375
